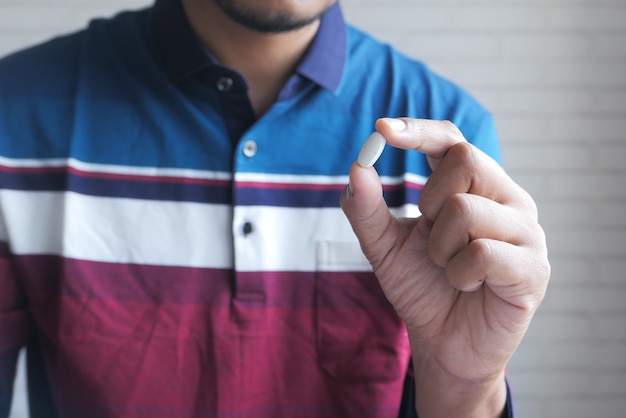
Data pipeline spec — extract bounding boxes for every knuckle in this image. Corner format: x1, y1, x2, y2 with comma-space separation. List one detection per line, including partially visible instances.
467, 238, 492, 267
445, 193, 473, 218
441, 120, 464, 140
446, 141, 476, 167
524, 190, 540, 220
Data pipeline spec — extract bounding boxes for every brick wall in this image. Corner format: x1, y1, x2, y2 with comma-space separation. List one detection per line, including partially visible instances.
2, 0, 625, 417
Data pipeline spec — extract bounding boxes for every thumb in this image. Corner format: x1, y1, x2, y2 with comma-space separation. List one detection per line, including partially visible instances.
340, 162, 396, 267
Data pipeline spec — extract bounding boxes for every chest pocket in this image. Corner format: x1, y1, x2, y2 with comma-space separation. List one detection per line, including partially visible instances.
315, 241, 410, 384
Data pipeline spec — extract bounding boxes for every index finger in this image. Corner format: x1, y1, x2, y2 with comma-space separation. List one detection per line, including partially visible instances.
375, 118, 466, 169
375, 117, 537, 218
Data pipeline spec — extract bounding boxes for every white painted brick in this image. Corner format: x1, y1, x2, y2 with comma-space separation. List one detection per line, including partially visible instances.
547, 174, 626, 200
592, 145, 626, 171
513, 342, 626, 370
545, 60, 626, 88
508, 342, 547, 369
594, 259, 626, 285
595, 203, 626, 230
521, 312, 593, 342
591, 371, 626, 396
0, 7, 89, 32
501, 33, 594, 59
394, 34, 499, 58
589, 314, 626, 341
547, 229, 626, 258
434, 60, 548, 86
504, 173, 551, 200
546, 398, 626, 418
344, 6, 452, 32
523, 311, 626, 343
593, 91, 626, 114
0, 34, 54, 57
549, 116, 626, 142
450, 7, 548, 31
538, 202, 593, 228
502, 144, 590, 170
548, 257, 593, 285
549, 6, 626, 31
541, 201, 626, 231
540, 286, 626, 314
494, 88, 604, 115
507, 370, 594, 396
497, 87, 626, 115
496, 115, 551, 142
594, 35, 626, 58
0, 2, 151, 56
508, 399, 546, 418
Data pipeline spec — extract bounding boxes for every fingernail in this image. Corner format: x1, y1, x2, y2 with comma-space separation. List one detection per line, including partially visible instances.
382, 117, 406, 132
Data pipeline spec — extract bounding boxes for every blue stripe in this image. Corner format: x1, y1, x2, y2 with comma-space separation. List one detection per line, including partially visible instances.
235, 187, 342, 208
234, 186, 421, 208
69, 175, 232, 204
1, 171, 422, 208
385, 187, 423, 207
0, 170, 67, 191
0, 170, 233, 204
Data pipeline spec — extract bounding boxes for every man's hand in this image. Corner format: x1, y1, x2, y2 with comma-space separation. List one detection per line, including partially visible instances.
340, 118, 550, 417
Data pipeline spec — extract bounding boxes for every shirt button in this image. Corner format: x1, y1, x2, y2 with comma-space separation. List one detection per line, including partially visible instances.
243, 140, 257, 157
216, 77, 233, 92
242, 222, 254, 236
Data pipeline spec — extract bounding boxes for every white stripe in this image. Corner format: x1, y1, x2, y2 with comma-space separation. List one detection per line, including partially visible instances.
232, 206, 369, 272
0, 155, 66, 168
1, 190, 420, 272
234, 172, 428, 186
232, 204, 421, 272
68, 159, 233, 180
379, 173, 429, 186
1, 190, 234, 268
0, 156, 232, 181
234, 171, 349, 185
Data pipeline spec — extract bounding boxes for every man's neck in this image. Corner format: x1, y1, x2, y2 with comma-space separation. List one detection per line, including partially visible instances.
181, 0, 320, 117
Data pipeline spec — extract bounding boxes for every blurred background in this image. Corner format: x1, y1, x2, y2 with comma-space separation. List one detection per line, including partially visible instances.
1, 0, 625, 416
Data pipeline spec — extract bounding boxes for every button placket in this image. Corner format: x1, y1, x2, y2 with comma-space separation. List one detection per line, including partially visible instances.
232, 206, 265, 314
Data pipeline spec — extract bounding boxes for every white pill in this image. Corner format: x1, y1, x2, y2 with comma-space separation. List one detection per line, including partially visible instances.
357, 131, 387, 167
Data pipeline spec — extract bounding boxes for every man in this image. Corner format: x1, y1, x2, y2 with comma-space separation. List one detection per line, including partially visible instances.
0, 0, 550, 417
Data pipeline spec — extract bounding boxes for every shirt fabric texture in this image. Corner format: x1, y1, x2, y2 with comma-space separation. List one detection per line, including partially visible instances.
0, 0, 511, 417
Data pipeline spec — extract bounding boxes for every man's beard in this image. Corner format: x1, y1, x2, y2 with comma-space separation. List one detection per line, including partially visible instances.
214, 0, 334, 33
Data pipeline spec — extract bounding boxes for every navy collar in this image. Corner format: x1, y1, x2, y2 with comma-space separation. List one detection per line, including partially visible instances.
151, 0, 346, 95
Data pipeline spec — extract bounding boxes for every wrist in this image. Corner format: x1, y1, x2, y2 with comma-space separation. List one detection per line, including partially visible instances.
412, 355, 508, 418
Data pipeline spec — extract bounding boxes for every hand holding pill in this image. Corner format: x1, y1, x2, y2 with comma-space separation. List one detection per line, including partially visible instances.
341, 117, 550, 417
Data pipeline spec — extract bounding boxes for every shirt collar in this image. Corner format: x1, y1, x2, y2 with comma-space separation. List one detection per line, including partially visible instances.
151, 0, 346, 94
296, 2, 346, 93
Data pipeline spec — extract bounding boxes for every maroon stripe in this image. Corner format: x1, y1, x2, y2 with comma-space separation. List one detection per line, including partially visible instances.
0, 164, 66, 174
11, 254, 408, 417
14, 255, 389, 309
15, 255, 234, 306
